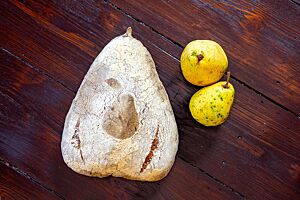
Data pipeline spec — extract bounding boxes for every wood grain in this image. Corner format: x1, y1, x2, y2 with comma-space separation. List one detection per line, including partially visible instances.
0, 49, 241, 200
0, 0, 300, 199
111, 0, 300, 114
0, 161, 61, 200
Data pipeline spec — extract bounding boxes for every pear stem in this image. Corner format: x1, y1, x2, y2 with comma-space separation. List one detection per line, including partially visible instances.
223, 71, 231, 88
197, 54, 204, 62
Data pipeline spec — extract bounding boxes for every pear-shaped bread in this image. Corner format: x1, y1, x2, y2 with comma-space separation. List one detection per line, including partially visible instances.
61, 27, 178, 181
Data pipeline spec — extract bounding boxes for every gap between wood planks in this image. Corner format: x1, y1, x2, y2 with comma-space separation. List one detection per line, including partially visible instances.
0, 48, 247, 199
0, 158, 65, 200
2, 1, 298, 197
1, 48, 75, 94
179, 156, 246, 199
1, 1, 298, 197
290, 0, 300, 7
106, 0, 300, 118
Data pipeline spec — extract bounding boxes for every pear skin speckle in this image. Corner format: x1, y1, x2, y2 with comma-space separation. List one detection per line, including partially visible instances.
189, 81, 234, 126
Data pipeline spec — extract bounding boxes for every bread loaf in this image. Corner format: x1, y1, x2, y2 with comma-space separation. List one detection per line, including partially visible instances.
61, 27, 178, 181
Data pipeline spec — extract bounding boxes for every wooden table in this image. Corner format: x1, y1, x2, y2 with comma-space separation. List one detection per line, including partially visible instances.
1, 0, 299, 199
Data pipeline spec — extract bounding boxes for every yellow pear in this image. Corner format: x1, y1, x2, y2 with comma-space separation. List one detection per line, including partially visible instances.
180, 40, 228, 86
189, 72, 234, 126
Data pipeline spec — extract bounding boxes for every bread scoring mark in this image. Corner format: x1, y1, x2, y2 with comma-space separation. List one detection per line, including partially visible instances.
80, 149, 85, 164
90, 167, 94, 175
70, 118, 85, 163
71, 118, 81, 148
140, 125, 159, 173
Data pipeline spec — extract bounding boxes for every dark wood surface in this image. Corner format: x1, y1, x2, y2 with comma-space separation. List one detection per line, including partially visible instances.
0, 162, 61, 200
112, 0, 300, 114
0, 0, 299, 199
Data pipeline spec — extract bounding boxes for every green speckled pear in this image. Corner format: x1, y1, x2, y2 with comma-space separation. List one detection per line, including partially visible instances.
189, 72, 234, 126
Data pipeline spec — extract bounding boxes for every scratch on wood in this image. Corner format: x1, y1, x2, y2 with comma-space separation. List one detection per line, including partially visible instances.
288, 164, 300, 180
236, 137, 264, 157
140, 125, 159, 173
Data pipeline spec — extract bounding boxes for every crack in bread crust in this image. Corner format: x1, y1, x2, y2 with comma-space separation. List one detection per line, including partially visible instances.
140, 125, 159, 173
70, 118, 85, 163
71, 118, 81, 149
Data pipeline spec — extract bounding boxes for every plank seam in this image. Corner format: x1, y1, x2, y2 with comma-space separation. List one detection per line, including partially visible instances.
0, 158, 65, 200
144, 39, 300, 120
1, 45, 245, 198
1, 48, 76, 94
290, 0, 300, 6
106, 0, 299, 117
1, 2, 296, 197
179, 156, 247, 199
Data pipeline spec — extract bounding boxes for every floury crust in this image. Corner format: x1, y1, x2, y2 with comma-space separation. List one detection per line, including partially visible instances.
61, 28, 178, 181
